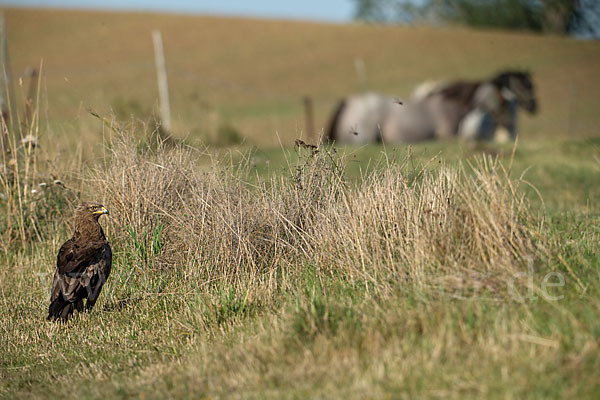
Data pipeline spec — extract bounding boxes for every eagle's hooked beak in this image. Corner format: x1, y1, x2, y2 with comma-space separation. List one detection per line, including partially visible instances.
93, 206, 109, 216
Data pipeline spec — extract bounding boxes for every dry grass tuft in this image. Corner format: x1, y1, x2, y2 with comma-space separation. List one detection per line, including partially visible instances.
311, 156, 539, 295
90, 131, 542, 303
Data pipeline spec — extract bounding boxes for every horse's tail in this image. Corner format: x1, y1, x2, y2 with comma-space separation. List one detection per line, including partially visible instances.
325, 99, 346, 143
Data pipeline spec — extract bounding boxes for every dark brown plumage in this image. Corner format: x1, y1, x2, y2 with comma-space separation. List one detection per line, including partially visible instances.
47, 202, 112, 322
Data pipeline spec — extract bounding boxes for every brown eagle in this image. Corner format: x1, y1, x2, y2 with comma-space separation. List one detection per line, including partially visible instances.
47, 202, 112, 321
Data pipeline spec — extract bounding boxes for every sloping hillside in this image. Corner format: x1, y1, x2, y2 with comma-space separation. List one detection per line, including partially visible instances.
6, 8, 600, 147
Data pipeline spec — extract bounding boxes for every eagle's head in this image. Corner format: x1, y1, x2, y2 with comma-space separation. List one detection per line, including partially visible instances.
73, 202, 109, 240
76, 202, 109, 220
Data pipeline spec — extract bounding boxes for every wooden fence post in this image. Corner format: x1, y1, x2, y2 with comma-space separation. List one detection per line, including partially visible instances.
303, 95, 315, 143
354, 57, 367, 91
152, 29, 172, 137
24, 67, 38, 127
0, 11, 12, 153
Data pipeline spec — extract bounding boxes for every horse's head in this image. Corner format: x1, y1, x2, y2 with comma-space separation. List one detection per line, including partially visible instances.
492, 71, 537, 114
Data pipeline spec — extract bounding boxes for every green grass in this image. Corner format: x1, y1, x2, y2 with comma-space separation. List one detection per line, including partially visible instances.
1, 134, 599, 399
245, 138, 600, 213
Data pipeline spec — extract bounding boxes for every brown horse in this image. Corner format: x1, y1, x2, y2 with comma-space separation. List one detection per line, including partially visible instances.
327, 71, 537, 144
413, 70, 537, 141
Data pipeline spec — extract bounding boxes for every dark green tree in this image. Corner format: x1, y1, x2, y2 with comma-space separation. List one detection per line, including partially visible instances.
351, 0, 416, 23
351, 0, 585, 35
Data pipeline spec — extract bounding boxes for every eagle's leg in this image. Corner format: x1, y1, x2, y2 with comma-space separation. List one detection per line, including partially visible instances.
59, 302, 75, 321
74, 299, 84, 312
85, 278, 106, 312
85, 298, 97, 312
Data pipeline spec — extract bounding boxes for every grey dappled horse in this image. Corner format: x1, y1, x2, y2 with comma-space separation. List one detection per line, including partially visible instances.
326, 92, 397, 144
325, 93, 435, 143
326, 71, 537, 144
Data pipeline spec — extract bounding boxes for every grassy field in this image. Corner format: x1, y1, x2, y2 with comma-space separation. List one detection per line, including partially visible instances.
5, 8, 600, 150
1, 7, 600, 399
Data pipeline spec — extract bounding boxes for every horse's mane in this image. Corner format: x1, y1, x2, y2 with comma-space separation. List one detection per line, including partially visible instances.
412, 80, 446, 101
491, 70, 531, 89
413, 70, 531, 107
435, 80, 481, 106
412, 79, 481, 106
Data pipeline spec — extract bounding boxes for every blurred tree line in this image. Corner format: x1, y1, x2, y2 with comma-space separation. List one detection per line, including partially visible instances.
351, 0, 599, 37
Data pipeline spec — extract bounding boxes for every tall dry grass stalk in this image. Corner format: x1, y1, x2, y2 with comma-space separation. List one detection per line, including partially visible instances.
91, 131, 544, 301
0, 63, 78, 254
